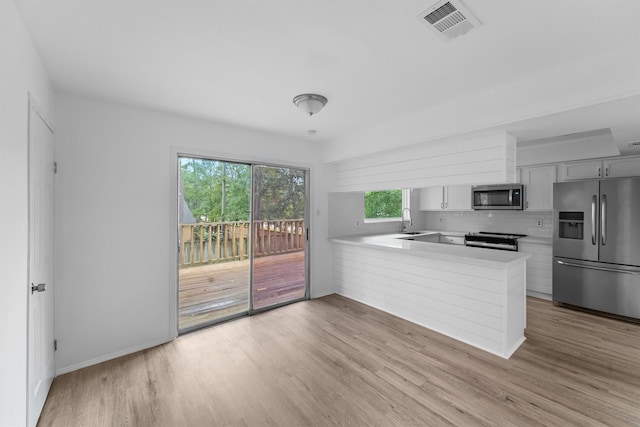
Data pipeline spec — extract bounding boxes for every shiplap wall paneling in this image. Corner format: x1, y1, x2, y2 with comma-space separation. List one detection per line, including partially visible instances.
505, 262, 526, 357
333, 243, 526, 358
332, 132, 516, 192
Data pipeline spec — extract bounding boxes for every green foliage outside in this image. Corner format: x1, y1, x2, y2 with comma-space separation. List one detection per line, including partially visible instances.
364, 190, 402, 219
180, 158, 306, 223
181, 158, 250, 222
253, 166, 305, 220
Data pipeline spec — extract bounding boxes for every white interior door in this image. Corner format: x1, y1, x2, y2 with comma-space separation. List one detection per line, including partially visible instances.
28, 99, 55, 427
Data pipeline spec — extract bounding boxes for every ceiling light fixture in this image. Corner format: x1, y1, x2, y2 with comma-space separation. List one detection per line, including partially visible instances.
293, 94, 328, 116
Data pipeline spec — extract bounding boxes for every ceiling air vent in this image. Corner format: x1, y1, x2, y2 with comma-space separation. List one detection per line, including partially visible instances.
418, 0, 482, 42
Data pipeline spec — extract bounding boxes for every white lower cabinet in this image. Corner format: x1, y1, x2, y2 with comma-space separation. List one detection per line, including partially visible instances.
519, 241, 552, 298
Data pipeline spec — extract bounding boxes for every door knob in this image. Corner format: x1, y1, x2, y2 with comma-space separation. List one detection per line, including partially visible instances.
31, 283, 46, 294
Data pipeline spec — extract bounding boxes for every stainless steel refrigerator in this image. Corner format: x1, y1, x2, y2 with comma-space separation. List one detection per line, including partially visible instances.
553, 177, 640, 320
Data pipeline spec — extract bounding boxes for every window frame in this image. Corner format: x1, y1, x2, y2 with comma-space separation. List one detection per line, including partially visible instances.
363, 188, 411, 224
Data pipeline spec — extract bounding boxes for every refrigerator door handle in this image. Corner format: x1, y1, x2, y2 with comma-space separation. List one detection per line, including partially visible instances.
591, 195, 597, 245
601, 194, 607, 246
556, 259, 638, 275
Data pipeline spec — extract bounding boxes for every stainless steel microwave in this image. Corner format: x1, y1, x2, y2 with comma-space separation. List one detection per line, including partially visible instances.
472, 184, 524, 210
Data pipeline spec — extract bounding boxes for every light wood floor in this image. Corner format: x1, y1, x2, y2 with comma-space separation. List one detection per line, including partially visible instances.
39, 295, 640, 426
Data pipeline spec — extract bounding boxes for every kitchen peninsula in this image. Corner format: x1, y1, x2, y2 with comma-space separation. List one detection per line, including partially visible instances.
332, 233, 531, 359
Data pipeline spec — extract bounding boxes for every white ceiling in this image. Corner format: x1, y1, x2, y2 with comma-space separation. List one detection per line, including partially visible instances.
15, 0, 640, 160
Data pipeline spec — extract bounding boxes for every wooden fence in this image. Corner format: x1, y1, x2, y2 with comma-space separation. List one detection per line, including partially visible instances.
179, 219, 305, 267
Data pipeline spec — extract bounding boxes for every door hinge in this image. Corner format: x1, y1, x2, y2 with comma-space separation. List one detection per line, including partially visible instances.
54, 339, 58, 351
54, 161, 58, 174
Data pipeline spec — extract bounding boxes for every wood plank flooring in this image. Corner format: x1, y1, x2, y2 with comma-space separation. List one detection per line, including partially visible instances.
38, 295, 640, 426
179, 251, 305, 329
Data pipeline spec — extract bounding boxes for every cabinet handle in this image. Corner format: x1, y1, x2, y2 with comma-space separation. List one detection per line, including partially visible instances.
441, 202, 443, 209
598, 167, 601, 177
445, 202, 448, 209
526, 201, 529, 209
605, 167, 609, 177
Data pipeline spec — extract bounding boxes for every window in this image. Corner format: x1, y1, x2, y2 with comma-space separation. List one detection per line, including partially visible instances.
364, 189, 411, 222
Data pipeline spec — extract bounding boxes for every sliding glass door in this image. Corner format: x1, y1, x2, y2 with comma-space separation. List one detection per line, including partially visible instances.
178, 157, 252, 331
177, 157, 307, 332
252, 165, 307, 310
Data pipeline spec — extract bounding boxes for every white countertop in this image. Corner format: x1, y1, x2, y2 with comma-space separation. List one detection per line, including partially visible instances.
332, 231, 531, 269
519, 236, 552, 245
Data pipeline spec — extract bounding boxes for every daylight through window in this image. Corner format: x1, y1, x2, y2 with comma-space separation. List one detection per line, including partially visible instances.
364, 189, 410, 222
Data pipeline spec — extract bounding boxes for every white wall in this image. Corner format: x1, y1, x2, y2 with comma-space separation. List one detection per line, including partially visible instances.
54, 94, 332, 374
328, 190, 426, 238
0, 2, 54, 425
426, 210, 553, 238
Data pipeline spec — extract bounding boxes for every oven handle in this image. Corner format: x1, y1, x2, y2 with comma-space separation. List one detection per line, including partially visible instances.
556, 259, 637, 275
465, 241, 517, 251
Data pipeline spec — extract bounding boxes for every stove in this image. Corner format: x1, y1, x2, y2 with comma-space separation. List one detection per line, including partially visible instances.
464, 231, 527, 252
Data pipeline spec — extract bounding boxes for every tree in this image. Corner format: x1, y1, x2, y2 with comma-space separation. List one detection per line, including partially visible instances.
180, 159, 305, 223
253, 166, 305, 220
180, 158, 250, 222
364, 190, 402, 219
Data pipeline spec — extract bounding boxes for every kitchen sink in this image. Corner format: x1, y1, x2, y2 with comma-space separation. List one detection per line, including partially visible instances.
399, 233, 464, 245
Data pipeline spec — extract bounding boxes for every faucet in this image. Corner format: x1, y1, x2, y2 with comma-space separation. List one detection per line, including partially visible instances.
401, 207, 412, 232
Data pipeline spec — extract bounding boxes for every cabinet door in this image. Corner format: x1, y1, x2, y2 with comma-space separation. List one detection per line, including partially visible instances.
519, 242, 552, 296
603, 157, 640, 178
419, 187, 444, 210
558, 161, 602, 181
444, 185, 472, 210
522, 166, 556, 210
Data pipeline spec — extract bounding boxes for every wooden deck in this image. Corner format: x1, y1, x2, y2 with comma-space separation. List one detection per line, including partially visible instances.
179, 251, 305, 330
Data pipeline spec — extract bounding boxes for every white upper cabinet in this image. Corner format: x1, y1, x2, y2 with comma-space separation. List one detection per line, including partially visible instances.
445, 185, 472, 210
419, 185, 472, 211
520, 165, 556, 210
603, 157, 640, 178
558, 160, 603, 181
419, 187, 445, 210
558, 156, 640, 181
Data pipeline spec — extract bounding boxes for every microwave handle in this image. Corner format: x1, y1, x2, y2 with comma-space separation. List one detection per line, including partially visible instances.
508, 189, 513, 206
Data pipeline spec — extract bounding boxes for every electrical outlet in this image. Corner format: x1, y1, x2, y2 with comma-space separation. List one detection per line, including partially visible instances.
535, 219, 543, 227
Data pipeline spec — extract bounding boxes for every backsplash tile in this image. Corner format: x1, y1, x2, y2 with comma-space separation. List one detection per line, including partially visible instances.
425, 210, 553, 237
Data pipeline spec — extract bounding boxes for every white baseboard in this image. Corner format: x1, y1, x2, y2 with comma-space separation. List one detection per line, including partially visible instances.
55, 337, 172, 376
311, 289, 335, 299
527, 290, 552, 301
